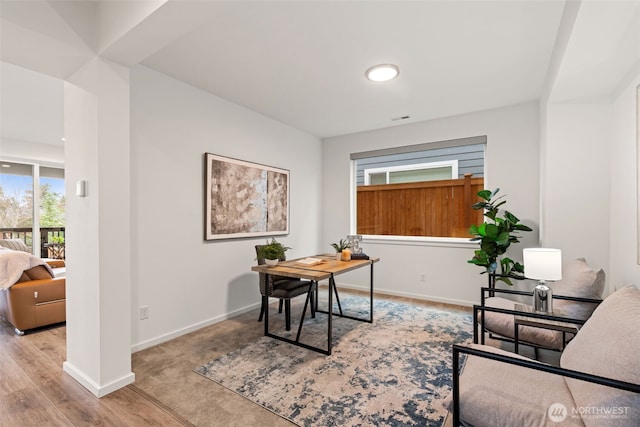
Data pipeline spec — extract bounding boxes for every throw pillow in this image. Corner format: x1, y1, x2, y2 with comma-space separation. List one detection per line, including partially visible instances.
560, 285, 640, 427
553, 258, 605, 320
0, 239, 29, 252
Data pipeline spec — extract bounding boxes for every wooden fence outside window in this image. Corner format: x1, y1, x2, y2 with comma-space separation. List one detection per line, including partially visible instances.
356, 174, 484, 238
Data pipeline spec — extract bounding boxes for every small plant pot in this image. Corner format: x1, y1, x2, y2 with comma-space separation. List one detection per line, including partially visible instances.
265, 258, 279, 267
335, 252, 342, 261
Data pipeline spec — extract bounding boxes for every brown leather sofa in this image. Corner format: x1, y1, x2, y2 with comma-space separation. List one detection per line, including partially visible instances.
0, 260, 66, 335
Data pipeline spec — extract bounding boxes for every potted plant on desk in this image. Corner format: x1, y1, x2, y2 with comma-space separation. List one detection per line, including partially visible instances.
331, 238, 351, 261
257, 238, 290, 266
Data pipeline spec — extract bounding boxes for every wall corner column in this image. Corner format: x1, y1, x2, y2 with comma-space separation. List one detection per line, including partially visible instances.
63, 57, 133, 397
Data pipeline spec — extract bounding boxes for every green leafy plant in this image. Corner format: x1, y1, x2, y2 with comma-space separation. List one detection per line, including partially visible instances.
468, 188, 532, 285
330, 238, 350, 253
256, 238, 290, 260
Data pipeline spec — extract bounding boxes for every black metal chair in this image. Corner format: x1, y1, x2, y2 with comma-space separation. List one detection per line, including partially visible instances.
255, 245, 317, 331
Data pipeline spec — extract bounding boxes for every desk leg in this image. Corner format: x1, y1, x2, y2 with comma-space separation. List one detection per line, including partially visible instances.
295, 282, 314, 342
263, 295, 269, 336
327, 274, 333, 355
264, 272, 270, 337
369, 263, 374, 322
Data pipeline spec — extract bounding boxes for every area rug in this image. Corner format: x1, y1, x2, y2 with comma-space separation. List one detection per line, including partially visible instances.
194, 296, 473, 427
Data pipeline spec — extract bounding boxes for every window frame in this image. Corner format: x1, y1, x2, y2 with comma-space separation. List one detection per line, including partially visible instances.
350, 135, 486, 245
363, 159, 459, 185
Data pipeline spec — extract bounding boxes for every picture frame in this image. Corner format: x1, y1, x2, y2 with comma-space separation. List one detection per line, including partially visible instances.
204, 153, 289, 240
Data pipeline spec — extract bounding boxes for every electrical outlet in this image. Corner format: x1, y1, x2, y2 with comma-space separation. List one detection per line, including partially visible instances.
140, 305, 149, 320
420, 273, 426, 282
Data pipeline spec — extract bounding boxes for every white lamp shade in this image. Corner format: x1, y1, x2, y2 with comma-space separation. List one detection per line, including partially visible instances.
523, 248, 562, 281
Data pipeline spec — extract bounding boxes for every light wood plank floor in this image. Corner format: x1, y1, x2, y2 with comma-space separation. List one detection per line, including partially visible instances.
0, 289, 471, 426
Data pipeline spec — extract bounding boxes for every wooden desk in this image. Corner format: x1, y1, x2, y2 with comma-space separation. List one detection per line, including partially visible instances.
251, 253, 380, 355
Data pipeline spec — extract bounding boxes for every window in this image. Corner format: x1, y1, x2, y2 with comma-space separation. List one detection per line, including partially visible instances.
364, 160, 458, 185
0, 161, 65, 257
352, 136, 485, 239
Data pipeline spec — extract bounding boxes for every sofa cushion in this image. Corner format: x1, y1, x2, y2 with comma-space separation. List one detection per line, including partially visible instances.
553, 258, 605, 320
451, 344, 583, 426
0, 239, 29, 252
561, 285, 640, 427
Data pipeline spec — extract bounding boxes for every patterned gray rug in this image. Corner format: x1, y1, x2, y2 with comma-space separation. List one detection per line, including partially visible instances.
194, 296, 472, 427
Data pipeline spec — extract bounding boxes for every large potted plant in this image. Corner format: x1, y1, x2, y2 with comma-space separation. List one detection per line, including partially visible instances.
256, 238, 290, 266
467, 188, 532, 287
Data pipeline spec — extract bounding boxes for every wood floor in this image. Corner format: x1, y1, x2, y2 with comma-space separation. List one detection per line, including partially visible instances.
0, 290, 472, 426
0, 322, 192, 426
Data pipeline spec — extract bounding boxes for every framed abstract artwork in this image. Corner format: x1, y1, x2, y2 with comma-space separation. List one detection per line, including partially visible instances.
204, 153, 289, 240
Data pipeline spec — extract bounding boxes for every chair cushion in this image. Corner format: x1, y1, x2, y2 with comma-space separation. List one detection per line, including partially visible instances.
0, 239, 29, 252
560, 285, 640, 427
271, 280, 316, 299
483, 296, 565, 350
553, 258, 605, 320
452, 344, 583, 426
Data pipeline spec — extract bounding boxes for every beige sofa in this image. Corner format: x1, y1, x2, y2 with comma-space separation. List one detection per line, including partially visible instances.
450, 285, 640, 426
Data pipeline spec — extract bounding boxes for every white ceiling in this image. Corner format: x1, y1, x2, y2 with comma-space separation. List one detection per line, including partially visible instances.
1, 1, 638, 147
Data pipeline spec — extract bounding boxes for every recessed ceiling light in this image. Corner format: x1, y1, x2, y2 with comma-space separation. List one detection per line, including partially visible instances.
1, 164, 11, 168
365, 64, 399, 82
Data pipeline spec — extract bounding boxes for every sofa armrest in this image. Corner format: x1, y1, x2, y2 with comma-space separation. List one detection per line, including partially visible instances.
480, 286, 603, 306
451, 344, 640, 426
472, 303, 590, 345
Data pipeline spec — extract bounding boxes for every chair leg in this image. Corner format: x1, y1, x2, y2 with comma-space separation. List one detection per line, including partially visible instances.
310, 285, 316, 318
258, 299, 265, 322
285, 299, 291, 331
278, 299, 284, 313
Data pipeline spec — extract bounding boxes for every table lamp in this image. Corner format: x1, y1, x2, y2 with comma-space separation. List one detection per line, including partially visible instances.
523, 248, 562, 312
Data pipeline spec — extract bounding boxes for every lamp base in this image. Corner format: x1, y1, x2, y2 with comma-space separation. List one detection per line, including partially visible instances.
533, 282, 553, 312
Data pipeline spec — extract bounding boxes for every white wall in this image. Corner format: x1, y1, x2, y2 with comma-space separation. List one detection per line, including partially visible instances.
321, 102, 541, 306
130, 66, 323, 350
542, 103, 611, 283
609, 73, 640, 290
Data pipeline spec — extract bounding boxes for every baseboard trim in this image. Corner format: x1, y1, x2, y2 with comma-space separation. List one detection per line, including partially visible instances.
130, 302, 261, 353
62, 361, 135, 397
130, 287, 474, 354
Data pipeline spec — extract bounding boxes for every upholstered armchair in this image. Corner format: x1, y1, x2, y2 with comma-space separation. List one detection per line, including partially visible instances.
449, 285, 640, 427
476, 258, 604, 354
255, 245, 317, 331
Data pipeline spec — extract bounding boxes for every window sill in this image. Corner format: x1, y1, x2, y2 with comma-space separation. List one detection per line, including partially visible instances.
361, 235, 478, 249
